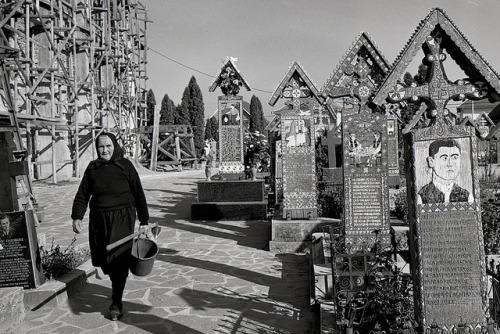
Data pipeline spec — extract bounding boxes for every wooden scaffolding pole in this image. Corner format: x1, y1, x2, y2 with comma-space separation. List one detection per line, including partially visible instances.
149, 106, 160, 171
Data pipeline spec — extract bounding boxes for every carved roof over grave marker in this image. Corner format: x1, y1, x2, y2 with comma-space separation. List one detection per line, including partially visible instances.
268, 61, 321, 110
209, 57, 251, 96
373, 8, 500, 109
322, 32, 390, 97
321, 32, 391, 115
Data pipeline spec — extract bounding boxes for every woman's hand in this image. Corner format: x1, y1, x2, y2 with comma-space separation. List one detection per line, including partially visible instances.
139, 224, 154, 239
73, 219, 83, 234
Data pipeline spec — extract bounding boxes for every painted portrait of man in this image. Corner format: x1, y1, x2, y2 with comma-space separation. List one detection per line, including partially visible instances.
417, 138, 473, 204
0, 213, 15, 240
221, 103, 241, 126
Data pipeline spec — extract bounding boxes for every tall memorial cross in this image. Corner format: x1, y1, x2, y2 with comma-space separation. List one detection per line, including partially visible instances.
323, 47, 392, 252
341, 110, 390, 251
269, 62, 320, 220
371, 9, 500, 330
208, 58, 251, 176
399, 37, 488, 330
0, 130, 28, 212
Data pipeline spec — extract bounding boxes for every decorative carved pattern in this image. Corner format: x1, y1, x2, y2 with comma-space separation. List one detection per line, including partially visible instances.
269, 61, 320, 108
388, 35, 486, 129
322, 32, 390, 97
373, 8, 500, 109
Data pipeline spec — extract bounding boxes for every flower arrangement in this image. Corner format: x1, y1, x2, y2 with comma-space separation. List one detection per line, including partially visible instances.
244, 131, 270, 173
40, 236, 90, 280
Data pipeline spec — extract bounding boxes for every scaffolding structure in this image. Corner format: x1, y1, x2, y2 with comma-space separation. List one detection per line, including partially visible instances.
0, 0, 149, 183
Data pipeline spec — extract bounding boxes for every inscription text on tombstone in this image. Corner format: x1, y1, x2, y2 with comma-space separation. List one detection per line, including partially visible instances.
343, 111, 391, 251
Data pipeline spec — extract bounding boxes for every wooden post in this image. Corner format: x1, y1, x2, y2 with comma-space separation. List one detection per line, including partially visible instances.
149, 106, 160, 171
51, 125, 57, 184
190, 135, 197, 169
175, 135, 182, 172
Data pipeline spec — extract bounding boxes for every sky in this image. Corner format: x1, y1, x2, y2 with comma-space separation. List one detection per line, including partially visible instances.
142, 0, 500, 121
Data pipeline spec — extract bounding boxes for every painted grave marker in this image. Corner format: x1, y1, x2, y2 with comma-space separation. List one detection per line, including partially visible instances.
269, 62, 320, 219
342, 111, 390, 251
372, 9, 500, 330
208, 58, 251, 176
321, 33, 392, 250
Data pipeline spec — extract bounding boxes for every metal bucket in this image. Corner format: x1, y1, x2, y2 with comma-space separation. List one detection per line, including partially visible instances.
130, 237, 158, 276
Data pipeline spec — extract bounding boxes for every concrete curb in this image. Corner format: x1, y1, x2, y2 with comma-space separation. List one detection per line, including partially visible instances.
23, 259, 96, 311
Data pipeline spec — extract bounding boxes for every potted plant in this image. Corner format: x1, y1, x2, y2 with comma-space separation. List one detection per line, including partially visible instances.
244, 131, 270, 180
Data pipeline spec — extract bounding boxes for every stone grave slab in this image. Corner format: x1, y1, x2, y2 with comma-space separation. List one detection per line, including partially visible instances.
192, 180, 267, 220
0, 210, 45, 289
197, 180, 264, 202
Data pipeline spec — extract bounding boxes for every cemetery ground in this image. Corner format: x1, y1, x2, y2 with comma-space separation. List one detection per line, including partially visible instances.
16, 167, 320, 334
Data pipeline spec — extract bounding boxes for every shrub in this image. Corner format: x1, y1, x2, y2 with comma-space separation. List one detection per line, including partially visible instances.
481, 188, 500, 255
393, 187, 408, 223
244, 130, 270, 172
317, 182, 343, 219
359, 271, 415, 332
40, 237, 90, 280
356, 239, 415, 332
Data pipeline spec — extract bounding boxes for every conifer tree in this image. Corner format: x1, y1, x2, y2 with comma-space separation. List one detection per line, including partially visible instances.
173, 104, 188, 125
249, 95, 265, 133
204, 117, 219, 142
146, 89, 156, 126
400, 64, 428, 127
180, 76, 205, 157
160, 94, 176, 124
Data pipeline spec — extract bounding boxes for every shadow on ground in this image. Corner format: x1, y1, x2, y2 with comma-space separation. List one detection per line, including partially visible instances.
67, 282, 203, 334
156, 250, 317, 333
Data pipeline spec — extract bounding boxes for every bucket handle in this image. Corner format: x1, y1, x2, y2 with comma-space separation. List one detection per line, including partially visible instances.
106, 222, 158, 252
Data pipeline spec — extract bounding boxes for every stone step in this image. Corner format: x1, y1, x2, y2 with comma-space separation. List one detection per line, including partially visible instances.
191, 201, 267, 220
23, 260, 96, 311
196, 180, 265, 202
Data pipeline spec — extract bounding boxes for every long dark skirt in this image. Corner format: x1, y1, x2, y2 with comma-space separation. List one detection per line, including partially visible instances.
88, 206, 136, 275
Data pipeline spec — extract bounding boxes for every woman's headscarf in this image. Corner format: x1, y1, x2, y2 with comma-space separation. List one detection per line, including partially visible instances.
95, 132, 124, 163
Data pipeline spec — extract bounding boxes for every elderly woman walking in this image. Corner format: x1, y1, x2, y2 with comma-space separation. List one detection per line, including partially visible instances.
71, 132, 149, 321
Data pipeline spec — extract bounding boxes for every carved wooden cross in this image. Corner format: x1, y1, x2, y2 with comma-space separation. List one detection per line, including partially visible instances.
321, 130, 342, 167
324, 58, 375, 113
388, 36, 482, 120
0, 131, 28, 212
282, 77, 310, 112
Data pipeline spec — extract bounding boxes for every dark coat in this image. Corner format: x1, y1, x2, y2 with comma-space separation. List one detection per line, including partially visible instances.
418, 182, 470, 204
71, 133, 149, 269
